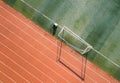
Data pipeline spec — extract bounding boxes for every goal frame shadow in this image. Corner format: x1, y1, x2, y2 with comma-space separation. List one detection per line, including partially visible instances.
56, 41, 88, 81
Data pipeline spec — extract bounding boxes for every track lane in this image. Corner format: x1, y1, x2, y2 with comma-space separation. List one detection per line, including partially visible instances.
2, 14, 104, 82
0, 14, 95, 83
2, 12, 83, 79
0, 50, 43, 83
0, 16, 86, 82
0, 26, 62, 82
0, 0, 118, 82
0, 61, 29, 83
0, 7, 108, 82
0, 71, 16, 83
0, 23, 75, 82
0, 41, 52, 83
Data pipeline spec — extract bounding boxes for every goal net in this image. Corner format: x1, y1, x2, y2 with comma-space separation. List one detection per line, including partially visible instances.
58, 26, 92, 54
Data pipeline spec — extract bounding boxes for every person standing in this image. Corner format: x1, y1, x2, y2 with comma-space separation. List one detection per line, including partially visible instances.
52, 23, 58, 36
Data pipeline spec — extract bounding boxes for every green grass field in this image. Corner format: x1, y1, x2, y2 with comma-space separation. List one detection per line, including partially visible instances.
4, 0, 120, 81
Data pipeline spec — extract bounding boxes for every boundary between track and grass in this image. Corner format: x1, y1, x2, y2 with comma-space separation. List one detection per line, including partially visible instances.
0, 15, 94, 82
20, 0, 120, 69
0, 3, 110, 81
1, 1, 119, 82
0, 5, 109, 83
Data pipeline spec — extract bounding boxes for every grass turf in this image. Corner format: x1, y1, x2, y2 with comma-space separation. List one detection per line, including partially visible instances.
3, 0, 120, 81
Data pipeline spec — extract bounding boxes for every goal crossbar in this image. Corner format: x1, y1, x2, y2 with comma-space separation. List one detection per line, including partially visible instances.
58, 26, 93, 54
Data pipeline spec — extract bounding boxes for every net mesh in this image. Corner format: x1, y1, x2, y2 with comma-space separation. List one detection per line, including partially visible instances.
58, 26, 92, 54
7, 0, 120, 80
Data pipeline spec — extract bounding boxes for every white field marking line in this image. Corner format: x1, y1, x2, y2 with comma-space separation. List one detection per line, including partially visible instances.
30, 28, 108, 82
1, 17, 93, 82
21, 0, 92, 47
0, 21, 77, 82
0, 43, 53, 83
0, 16, 96, 82
0, 42, 54, 81
0, 6, 106, 82
0, 71, 16, 83
0, 35, 96, 83
0, 28, 68, 82
32, 31, 109, 81
0, 51, 42, 83
0, 5, 117, 81
19, 0, 120, 69
20, 0, 55, 23
60, 59, 96, 83
0, 25, 69, 82
0, 36, 55, 82
0, 33, 54, 81
0, 12, 108, 82
93, 48, 120, 68
0, 61, 29, 83
0, 51, 44, 83
2, 25, 75, 83
24, 0, 95, 56
8, 7, 118, 82
8, 23, 94, 81
0, 16, 106, 83
0, 42, 52, 83
1, 16, 93, 80
0, 22, 93, 82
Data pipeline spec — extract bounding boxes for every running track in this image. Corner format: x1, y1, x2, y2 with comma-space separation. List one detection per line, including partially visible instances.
0, 1, 119, 83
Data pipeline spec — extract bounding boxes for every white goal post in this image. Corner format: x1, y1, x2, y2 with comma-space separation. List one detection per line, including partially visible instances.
58, 26, 93, 54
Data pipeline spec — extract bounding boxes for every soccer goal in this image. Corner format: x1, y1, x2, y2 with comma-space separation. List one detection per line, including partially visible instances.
58, 26, 92, 55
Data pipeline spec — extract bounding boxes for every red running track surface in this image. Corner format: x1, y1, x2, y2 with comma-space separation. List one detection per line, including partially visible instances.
0, 1, 119, 83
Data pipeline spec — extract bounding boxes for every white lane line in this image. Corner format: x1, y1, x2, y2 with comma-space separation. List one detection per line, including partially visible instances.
0, 21, 85, 82
0, 40, 55, 82
0, 24, 76, 82
1, 13, 93, 80
0, 15, 105, 83
0, 71, 16, 83
0, 10, 106, 82
0, 51, 42, 83
0, 31, 65, 82
0, 4, 114, 82
0, 61, 29, 83
0, 5, 110, 82
21, 0, 120, 69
